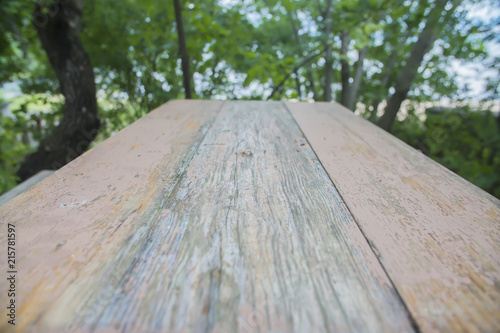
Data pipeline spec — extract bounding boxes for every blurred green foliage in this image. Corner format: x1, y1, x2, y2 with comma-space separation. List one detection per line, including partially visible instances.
0, 93, 62, 191
391, 107, 500, 198
0, 0, 499, 198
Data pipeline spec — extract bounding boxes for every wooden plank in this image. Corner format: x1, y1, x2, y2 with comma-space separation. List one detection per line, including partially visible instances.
0, 100, 414, 332
286, 101, 500, 332
0, 100, 224, 332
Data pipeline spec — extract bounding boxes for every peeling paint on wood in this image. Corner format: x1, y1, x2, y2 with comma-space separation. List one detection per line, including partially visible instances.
286, 101, 500, 332
1, 100, 497, 332
0, 100, 416, 332
0, 100, 223, 332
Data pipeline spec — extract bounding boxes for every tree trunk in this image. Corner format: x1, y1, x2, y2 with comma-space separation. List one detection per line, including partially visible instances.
345, 45, 368, 111
340, 29, 368, 111
322, 0, 333, 101
287, 9, 319, 101
378, 0, 449, 131
306, 70, 318, 101
174, 0, 192, 99
17, 0, 99, 181
293, 70, 302, 99
370, 49, 397, 121
340, 30, 351, 106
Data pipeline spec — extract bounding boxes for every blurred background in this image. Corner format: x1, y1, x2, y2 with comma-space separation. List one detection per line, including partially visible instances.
0, 0, 499, 198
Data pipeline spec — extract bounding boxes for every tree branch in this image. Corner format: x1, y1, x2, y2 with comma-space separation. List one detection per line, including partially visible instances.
267, 50, 322, 100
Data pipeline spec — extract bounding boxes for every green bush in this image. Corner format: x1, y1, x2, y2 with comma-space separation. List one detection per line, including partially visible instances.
392, 107, 500, 199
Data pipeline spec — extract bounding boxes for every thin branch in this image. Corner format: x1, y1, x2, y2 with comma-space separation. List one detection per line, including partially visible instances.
267, 50, 323, 100
286, 7, 319, 100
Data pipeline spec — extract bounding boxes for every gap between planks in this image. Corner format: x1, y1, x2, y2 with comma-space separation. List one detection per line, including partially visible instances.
285, 100, 500, 332
282, 101, 421, 333
1, 100, 420, 332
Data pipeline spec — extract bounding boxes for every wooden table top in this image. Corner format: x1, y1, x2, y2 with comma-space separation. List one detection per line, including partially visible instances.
1, 100, 499, 332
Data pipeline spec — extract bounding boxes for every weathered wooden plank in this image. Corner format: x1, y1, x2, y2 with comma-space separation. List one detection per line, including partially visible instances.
0, 100, 224, 332
1, 100, 415, 332
286, 101, 500, 332
82, 101, 414, 332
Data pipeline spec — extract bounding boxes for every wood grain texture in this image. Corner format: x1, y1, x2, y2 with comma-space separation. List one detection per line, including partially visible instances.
286, 101, 500, 332
0, 100, 224, 332
0, 100, 415, 332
